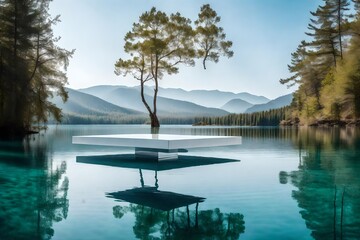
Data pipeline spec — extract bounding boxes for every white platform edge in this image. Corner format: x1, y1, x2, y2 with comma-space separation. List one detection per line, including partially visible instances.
72, 134, 242, 150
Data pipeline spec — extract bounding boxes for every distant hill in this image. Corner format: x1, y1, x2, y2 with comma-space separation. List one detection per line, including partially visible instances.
245, 94, 293, 113
155, 96, 229, 116
79, 85, 148, 112
80, 85, 269, 108
155, 87, 269, 107
235, 92, 269, 105
79, 85, 229, 117
51, 88, 141, 116
221, 99, 254, 113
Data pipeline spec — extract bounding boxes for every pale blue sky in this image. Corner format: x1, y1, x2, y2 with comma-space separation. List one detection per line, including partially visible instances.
49, 0, 321, 99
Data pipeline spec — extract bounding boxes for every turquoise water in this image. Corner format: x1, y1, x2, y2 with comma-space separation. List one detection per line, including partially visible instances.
0, 125, 359, 240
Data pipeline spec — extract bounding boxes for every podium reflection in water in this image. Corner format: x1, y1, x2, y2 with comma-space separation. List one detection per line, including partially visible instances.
77, 154, 245, 239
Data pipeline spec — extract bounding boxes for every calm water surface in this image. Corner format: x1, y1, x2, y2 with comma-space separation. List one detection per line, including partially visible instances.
0, 125, 360, 240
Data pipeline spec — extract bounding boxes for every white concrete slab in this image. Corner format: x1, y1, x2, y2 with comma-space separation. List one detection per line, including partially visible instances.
72, 134, 242, 150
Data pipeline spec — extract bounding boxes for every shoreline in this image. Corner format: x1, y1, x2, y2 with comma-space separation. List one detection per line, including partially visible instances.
280, 119, 360, 127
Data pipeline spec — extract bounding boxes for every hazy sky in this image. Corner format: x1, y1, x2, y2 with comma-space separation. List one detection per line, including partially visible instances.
49, 0, 321, 99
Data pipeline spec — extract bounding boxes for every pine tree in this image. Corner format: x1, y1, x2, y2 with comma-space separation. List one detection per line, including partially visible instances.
280, 41, 307, 88
330, 0, 351, 59
336, 0, 360, 117
280, 0, 352, 123
194, 4, 233, 69
115, 5, 233, 128
306, 1, 339, 68
0, 0, 73, 136
115, 7, 194, 128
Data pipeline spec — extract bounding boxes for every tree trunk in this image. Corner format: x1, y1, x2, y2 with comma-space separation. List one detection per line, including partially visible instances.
0, 84, 26, 138
150, 113, 160, 128
202, 57, 207, 70
139, 80, 160, 128
0, 0, 26, 138
152, 57, 160, 129
330, 38, 337, 67
338, 0, 343, 60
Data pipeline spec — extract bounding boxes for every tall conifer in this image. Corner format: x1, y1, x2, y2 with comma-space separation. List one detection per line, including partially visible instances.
0, 0, 73, 136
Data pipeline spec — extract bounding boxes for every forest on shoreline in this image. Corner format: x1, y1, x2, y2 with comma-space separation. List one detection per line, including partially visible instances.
0, 0, 73, 137
281, 0, 360, 125
53, 107, 289, 127
54, 106, 360, 126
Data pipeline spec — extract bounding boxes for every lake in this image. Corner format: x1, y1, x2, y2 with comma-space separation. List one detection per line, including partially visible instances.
0, 125, 359, 240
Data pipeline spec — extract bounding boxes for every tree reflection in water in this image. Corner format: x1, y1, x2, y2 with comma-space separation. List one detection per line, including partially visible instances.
109, 169, 245, 240
0, 137, 69, 240
280, 127, 360, 240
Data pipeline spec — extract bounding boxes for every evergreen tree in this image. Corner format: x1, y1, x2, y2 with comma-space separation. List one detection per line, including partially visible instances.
333, 0, 360, 118
115, 7, 194, 128
331, 0, 351, 59
280, 41, 307, 88
115, 5, 233, 128
0, 0, 73, 137
197, 107, 290, 126
279, 0, 355, 124
28, 1, 73, 126
194, 4, 233, 69
306, 1, 339, 68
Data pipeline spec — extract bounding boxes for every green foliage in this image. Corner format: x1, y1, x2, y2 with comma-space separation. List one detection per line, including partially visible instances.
280, 41, 307, 87
115, 7, 196, 128
53, 113, 197, 125
115, 5, 233, 128
194, 4, 233, 69
280, 0, 360, 124
195, 107, 290, 126
0, 0, 73, 136
302, 96, 320, 122
320, 68, 342, 119
306, 0, 349, 66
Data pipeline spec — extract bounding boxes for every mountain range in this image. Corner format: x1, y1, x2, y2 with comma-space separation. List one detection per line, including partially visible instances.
221, 99, 254, 113
244, 94, 293, 113
50, 85, 293, 123
78, 85, 229, 116
51, 88, 141, 116
153, 87, 269, 107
